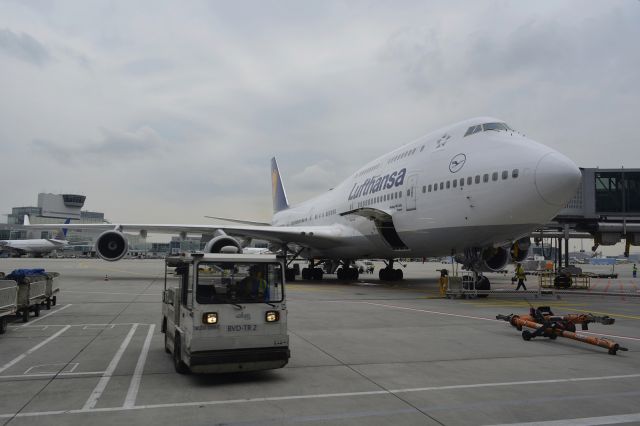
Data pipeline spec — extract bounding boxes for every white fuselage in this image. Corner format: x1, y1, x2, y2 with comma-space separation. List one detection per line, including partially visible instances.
272, 117, 581, 259
0, 239, 67, 255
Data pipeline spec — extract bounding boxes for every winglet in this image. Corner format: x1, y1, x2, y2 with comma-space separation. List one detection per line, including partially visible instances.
271, 157, 290, 213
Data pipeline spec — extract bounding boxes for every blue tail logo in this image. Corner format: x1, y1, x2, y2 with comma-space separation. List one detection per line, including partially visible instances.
54, 218, 71, 239
271, 157, 289, 213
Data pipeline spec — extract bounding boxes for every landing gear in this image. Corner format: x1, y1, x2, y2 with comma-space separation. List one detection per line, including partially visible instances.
378, 259, 403, 281
301, 267, 324, 280
337, 267, 358, 281
301, 259, 324, 280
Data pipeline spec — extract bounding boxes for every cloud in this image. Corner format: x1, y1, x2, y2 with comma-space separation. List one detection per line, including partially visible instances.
31, 126, 170, 165
0, 28, 50, 66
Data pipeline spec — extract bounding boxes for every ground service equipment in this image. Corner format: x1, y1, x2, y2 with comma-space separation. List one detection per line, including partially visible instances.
161, 252, 290, 374
496, 306, 628, 355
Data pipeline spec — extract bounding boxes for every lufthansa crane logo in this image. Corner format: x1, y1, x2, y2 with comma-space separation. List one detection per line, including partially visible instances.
449, 153, 466, 173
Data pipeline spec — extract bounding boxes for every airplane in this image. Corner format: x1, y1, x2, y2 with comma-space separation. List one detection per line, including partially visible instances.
0, 217, 71, 257
22, 117, 581, 288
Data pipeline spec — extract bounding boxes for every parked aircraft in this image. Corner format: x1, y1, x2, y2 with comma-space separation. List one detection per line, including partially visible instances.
1, 217, 71, 257
23, 117, 581, 287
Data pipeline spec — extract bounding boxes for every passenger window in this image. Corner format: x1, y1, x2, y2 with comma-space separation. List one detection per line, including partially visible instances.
446, 181, 450, 189
439, 182, 444, 190
422, 186, 426, 193
406, 189, 410, 196
460, 178, 464, 186
452, 180, 457, 188
483, 174, 489, 183
467, 177, 472, 185
492, 172, 498, 181
420, 145, 425, 152
475, 175, 480, 184
502, 170, 508, 180
428, 184, 432, 192
512, 169, 519, 178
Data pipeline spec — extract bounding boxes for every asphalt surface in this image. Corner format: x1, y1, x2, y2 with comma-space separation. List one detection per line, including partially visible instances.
0, 258, 638, 425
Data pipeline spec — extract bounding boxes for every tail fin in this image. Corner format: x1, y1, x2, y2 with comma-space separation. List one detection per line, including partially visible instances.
23, 215, 30, 226
271, 157, 290, 213
54, 218, 71, 240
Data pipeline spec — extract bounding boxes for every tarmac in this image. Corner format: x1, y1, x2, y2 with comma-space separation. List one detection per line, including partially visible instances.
0, 257, 639, 426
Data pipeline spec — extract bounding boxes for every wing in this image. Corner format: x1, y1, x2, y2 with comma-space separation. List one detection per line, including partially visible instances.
22, 223, 352, 250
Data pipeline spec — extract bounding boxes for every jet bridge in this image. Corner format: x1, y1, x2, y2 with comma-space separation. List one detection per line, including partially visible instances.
537, 168, 640, 268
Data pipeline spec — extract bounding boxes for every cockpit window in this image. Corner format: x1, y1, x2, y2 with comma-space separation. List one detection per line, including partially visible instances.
465, 122, 514, 137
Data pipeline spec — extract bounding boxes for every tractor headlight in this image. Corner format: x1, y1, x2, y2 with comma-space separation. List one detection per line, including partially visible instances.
202, 312, 218, 324
265, 310, 279, 322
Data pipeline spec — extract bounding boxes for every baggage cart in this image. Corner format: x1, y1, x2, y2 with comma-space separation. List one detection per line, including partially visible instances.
0, 280, 18, 333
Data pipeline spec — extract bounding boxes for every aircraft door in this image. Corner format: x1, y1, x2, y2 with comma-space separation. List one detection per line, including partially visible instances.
405, 174, 418, 211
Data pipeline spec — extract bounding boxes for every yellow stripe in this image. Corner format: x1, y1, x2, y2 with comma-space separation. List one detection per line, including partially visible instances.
572, 309, 640, 321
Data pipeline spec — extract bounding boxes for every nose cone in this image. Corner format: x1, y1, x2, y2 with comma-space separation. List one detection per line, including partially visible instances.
534, 152, 581, 206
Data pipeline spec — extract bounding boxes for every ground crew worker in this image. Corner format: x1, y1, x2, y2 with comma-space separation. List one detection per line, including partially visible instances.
633, 263, 637, 279
515, 263, 527, 291
439, 268, 449, 297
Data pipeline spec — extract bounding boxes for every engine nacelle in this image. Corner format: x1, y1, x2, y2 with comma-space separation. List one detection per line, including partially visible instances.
95, 230, 129, 262
203, 235, 243, 254
455, 247, 510, 272
510, 237, 531, 262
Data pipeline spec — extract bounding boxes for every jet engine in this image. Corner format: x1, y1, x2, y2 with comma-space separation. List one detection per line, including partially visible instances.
510, 237, 531, 262
95, 230, 129, 261
455, 247, 510, 272
203, 235, 243, 254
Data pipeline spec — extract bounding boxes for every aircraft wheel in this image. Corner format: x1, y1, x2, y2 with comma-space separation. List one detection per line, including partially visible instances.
378, 269, 386, 281
22, 309, 29, 323
395, 269, 403, 280
45, 299, 51, 310
337, 268, 344, 280
285, 269, 296, 282
312, 268, 323, 280
52, 296, 57, 306
34, 305, 40, 317
522, 330, 532, 341
301, 268, 311, 280
0, 317, 7, 334
350, 268, 359, 280
549, 333, 557, 340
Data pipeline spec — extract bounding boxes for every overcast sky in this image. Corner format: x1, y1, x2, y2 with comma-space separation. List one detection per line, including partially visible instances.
1, 1, 639, 226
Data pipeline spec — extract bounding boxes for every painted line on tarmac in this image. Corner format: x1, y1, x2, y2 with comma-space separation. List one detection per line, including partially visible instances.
2, 372, 640, 419
64, 290, 161, 296
21, 304, 72, 327
0, 371, 105, 381
0, 326, 71, 374
16, 322, 153, 328
123, 324, 155, 408
82, 323, 139, 410
573, 308, 640, 321
360, 301, 499, 322
360, 301, 640, 342
487, 412, 640, 426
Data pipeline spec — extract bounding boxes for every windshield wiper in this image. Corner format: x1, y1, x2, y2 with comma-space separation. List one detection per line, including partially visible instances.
231, 303, 243, 309
264, 302, 276, 308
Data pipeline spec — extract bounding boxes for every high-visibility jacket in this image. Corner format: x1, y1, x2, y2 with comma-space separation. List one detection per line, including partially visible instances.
516, 265, 526, 279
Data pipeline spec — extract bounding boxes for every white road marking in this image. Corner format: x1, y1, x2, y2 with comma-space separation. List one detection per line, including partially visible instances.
360, 301, 501, 322
0, 371, 105, 380
123, 324, 155, 408
64, 290, 160, 296
21, 304, 72, 327
0, 325, 71, 374
15, 322, 153, 328
487, 412, 640, 426
360, 301, 640, 341
82, 323, 139, 410
24, 362, 78, 375
1, 372, 639, 418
